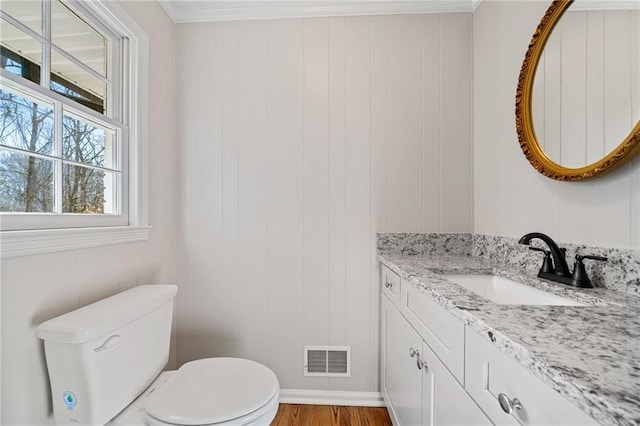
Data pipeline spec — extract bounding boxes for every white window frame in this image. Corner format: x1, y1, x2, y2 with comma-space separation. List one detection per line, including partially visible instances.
0, 0, 149, 258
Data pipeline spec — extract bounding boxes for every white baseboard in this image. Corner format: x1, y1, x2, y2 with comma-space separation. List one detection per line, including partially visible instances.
279, 389, 385, 407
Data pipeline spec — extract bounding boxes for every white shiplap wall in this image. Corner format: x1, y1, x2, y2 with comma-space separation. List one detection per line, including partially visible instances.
175, 13, 472, 392
473, 0, 640, 249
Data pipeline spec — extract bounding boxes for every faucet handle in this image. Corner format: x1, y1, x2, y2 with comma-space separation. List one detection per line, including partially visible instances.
571, 254, 608, 288
575, 254, 608, 262
529, 247, 555, 273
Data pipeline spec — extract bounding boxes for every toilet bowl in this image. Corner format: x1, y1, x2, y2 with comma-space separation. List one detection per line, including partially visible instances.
112, 358, 279, 426
36, 285, 279, 426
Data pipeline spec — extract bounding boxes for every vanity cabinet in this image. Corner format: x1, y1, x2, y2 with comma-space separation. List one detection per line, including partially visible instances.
379, 262, 600, 426
465, 328, 598, 426
381, 291, 491, 426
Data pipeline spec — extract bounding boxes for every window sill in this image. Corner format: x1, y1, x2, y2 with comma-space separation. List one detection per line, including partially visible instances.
0, 225, 150, 259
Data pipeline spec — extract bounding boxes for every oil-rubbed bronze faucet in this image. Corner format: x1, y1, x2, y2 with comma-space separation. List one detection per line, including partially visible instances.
518, 232, 607, 288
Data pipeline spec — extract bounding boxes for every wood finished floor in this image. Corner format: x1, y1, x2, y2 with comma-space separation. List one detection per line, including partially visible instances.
271, 404, 392, 426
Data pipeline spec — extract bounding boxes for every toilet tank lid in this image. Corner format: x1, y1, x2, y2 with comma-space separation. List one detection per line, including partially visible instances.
37, 285, 178, 344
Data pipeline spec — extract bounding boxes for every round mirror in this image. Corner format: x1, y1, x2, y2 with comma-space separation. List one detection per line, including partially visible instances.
516, 0, 640, 181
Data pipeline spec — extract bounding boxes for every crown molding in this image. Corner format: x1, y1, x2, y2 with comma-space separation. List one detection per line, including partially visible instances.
158, 1, 478, 23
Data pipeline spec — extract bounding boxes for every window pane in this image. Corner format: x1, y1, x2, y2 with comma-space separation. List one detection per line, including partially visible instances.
0, 0, 42, 36
63, 113, 115, 168
51, 0, 106, 77
0, 149, 54, 212
63, 163, 115, 214
51, 50, 105, 113
0, 85, 54, 155
1, 18, 43, 85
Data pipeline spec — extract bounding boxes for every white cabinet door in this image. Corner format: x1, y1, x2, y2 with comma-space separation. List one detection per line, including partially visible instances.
422, 340, 492, 426
382, 295, 423, 426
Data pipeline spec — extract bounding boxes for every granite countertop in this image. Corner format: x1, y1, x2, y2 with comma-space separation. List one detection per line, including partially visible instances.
377, 251, 640, 426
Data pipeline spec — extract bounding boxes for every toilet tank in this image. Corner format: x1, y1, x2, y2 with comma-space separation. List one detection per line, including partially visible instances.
37, 285, 178, 426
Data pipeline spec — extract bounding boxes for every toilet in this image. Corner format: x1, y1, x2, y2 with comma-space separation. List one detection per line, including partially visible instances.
36, 285, 279, 426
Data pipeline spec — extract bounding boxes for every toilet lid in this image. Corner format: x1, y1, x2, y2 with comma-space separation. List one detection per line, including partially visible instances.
145, 358, 279, 425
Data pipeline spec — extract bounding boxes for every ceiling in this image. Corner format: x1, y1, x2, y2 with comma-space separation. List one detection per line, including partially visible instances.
158, 0, 483, 23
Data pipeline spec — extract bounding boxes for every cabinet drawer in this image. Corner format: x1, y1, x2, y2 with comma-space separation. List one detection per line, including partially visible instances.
465, 328, 598, 426
400, 282, 465, 383
381, 264, 401, 306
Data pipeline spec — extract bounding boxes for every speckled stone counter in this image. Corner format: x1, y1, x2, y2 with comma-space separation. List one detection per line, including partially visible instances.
377, 248, 640, 426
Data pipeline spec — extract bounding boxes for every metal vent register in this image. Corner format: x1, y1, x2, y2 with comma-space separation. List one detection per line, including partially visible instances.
304, 346, 351, 377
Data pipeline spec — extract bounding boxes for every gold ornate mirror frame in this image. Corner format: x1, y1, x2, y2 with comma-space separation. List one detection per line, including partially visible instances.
515, 0, 640, 181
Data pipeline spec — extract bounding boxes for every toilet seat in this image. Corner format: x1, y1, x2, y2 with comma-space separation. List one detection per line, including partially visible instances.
144, 358, 279, 426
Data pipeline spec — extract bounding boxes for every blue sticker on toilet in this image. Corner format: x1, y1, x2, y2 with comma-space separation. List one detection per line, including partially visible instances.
63, 392, 77, 410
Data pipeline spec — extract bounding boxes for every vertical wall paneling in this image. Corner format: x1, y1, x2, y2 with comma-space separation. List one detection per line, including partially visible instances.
439, 13, 473, 232
558, 10, 632, 248
588, 170, 631, 247
78, 246, 121, 306
368, 15, 387, 394
190, 23, 225, 361
422, 14, 441, 231
537, 9, 638, 167
387, 15, 423, 231
561, 12, 587, 168
631, 11, 640, 248
532, 51, 545, 150
604, 11, 632, 153
221, 22, 240, 357
585, 11, 605, 165
327, 16, 348, 391
473, 1, 504, 235
175, 27, 193, 365
176, 13, 473, 392
500, 2, 560, 239
371, 16, 389, 233
237, 20, 269, 365
2, 251, 79, 424
633, 10, 640, 123
631, 153, 640, 248
266, 19, 305, 389
368, 17, 387, 389
302, 17, 330, 389
542, 22, 562, 162
345, 16, 372, 391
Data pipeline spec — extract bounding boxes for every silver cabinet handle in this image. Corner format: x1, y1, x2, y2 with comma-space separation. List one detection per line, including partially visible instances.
498, 393, 522, 414
409, 347, 418, 358
385, 279, 393, 289
417, 358, 426, 370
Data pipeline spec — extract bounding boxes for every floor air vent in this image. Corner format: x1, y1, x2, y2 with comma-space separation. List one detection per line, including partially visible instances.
304, 346, 351, 377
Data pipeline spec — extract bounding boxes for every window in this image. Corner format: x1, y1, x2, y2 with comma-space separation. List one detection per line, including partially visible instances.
0, 0, 150, 256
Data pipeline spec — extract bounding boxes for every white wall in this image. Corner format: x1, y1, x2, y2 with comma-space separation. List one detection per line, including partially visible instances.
0, 2, 177, 424
473, 0, 640, 249
175, 13, 472, 392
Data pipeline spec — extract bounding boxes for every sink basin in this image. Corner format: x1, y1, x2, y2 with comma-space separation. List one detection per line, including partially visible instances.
441, 274, 585, 306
